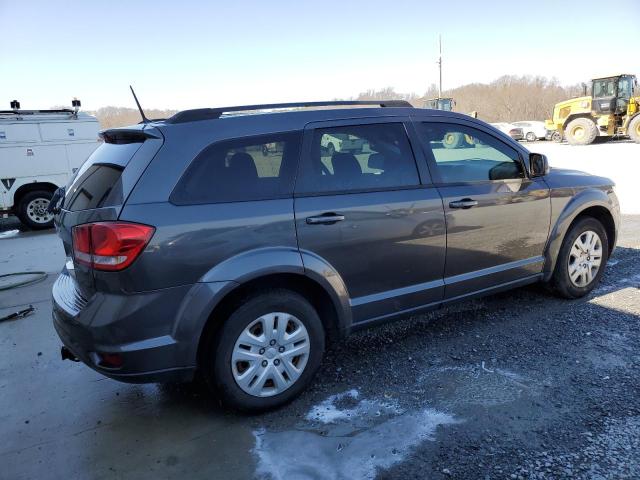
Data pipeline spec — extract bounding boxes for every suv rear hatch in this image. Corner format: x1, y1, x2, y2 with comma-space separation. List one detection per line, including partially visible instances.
54, 126, 163, 300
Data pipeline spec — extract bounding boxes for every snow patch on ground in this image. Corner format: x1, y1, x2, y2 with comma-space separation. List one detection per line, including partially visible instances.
305, 388, 403, 424
253, 390, 456, 480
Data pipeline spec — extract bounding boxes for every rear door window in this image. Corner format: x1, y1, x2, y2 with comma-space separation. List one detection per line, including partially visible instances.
171, 131, 301, 204
296, 123, 420, 194
64, 142, 142, 211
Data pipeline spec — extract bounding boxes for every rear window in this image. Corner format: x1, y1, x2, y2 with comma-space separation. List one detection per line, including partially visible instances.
63, 142, 142, 211
170, 131, 301, 205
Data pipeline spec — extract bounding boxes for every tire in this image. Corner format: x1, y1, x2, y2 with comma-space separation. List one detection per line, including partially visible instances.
202, 289, 325, 411
551, 131, 563, 143
565, 118, 598, 145
442, 132, 465, 149
550, 217, 609, 299
16, 190, 55, 230
628, 115, 640, 144
525, 131, 537, 142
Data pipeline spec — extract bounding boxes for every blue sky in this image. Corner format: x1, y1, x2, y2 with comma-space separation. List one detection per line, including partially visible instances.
2, 0, 638, 110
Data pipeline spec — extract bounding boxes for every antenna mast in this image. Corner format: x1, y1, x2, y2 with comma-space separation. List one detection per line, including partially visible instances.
438, 35, 442, 98
129, 85, 149, 124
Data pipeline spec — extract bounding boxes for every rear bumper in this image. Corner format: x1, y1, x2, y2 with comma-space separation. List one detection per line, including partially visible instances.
51, 271, 197, 383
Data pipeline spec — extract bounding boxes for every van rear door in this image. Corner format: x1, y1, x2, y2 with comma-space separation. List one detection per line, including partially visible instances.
55, 127, 163, 299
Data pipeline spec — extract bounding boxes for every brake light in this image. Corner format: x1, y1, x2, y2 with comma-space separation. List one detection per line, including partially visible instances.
72, 222, 155, 271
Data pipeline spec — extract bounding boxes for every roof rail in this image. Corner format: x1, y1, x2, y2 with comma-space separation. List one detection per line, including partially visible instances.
167, 100, 413, 124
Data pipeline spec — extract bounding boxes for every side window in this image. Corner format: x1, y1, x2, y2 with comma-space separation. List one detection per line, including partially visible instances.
418, 123, 524, 183
171, 131, 301, 204
297, 123, 420, 194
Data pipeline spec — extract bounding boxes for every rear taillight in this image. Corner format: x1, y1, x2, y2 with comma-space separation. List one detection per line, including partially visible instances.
509, 129, 519, 135
72, 222, 155, 271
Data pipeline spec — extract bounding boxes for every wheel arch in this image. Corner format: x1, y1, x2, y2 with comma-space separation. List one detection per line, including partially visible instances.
561, 113, 598, 132
171, 247, 352, 369
12, 181, 58, 209
543, 192, 618, 281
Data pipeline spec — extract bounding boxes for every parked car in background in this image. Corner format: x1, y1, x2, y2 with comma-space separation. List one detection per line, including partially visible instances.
490, 122, 524, 141
52, 100, 619, 411
546, 130, 563, 142
0, 100, 99, 229
513, 121, 548, 142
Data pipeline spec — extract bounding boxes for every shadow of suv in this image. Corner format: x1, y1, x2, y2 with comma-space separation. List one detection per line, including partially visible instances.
52, 100, 620, 411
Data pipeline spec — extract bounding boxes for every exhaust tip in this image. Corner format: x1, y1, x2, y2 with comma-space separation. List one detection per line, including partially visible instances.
60, 345, 80, 362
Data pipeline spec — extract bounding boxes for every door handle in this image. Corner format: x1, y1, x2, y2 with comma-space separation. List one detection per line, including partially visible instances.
306, 213, 345, 225
449, 198, 478, 209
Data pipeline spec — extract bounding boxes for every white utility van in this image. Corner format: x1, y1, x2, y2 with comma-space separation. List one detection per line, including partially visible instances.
0, 100, 100, 228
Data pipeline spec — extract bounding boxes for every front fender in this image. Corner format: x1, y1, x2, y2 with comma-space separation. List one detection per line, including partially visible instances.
543, 187, 618, 281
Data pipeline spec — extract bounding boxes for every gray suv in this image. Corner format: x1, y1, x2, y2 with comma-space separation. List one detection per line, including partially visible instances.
52, 100, 620, 411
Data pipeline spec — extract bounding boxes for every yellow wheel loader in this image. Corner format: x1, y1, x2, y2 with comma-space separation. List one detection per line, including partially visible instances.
423, 97, 455, 111
545, 74, 640, 145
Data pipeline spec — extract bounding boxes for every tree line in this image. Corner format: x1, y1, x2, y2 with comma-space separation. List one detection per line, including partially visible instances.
357, 75, 585, 123
91, 75, 583, 128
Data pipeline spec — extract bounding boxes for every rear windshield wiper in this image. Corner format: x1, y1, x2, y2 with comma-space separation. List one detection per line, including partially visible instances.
47, 187, 65, 214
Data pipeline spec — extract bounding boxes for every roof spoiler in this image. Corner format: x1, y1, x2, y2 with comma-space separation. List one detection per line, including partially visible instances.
168, 100, 413, 124
100, 128, 161, 144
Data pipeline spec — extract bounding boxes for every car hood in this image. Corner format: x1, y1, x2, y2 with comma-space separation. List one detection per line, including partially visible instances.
545, 167, 615, 188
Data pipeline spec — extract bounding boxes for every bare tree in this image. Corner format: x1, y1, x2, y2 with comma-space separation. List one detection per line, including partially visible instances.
355, 76, 583, 122
91, 107, 178, 129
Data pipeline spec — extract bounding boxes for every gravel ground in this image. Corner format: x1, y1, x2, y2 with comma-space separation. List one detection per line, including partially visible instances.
250, 216, 640, 479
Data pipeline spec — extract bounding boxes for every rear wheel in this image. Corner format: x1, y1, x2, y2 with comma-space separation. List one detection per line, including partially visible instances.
550, 217, 608, 298
525, 131, 537, 142
551, 131, 563, 142
202, 289, 325, 411
16, 190, 54, 229
628, 115, 640, 144
565, 118, 598, 145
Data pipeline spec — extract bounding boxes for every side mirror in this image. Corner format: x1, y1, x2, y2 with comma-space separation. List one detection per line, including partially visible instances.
529, 153, 549, 177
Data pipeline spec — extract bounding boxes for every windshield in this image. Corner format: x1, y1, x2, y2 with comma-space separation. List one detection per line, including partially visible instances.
618, 76, 634, 99
438, 99, 453, 111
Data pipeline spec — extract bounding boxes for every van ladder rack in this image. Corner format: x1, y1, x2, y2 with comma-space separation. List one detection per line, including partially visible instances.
168, 100, 413, 124
0, 109, 76, 115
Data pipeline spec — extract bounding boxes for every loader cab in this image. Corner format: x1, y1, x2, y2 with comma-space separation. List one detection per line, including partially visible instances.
423, 97, 455, 111
592, 74, 636, 115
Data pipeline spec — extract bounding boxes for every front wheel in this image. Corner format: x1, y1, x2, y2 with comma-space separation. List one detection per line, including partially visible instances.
16, 190, 55, 229
565, 118, 598, 145
203, 289, 325, 411
550, 217, 609, 298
